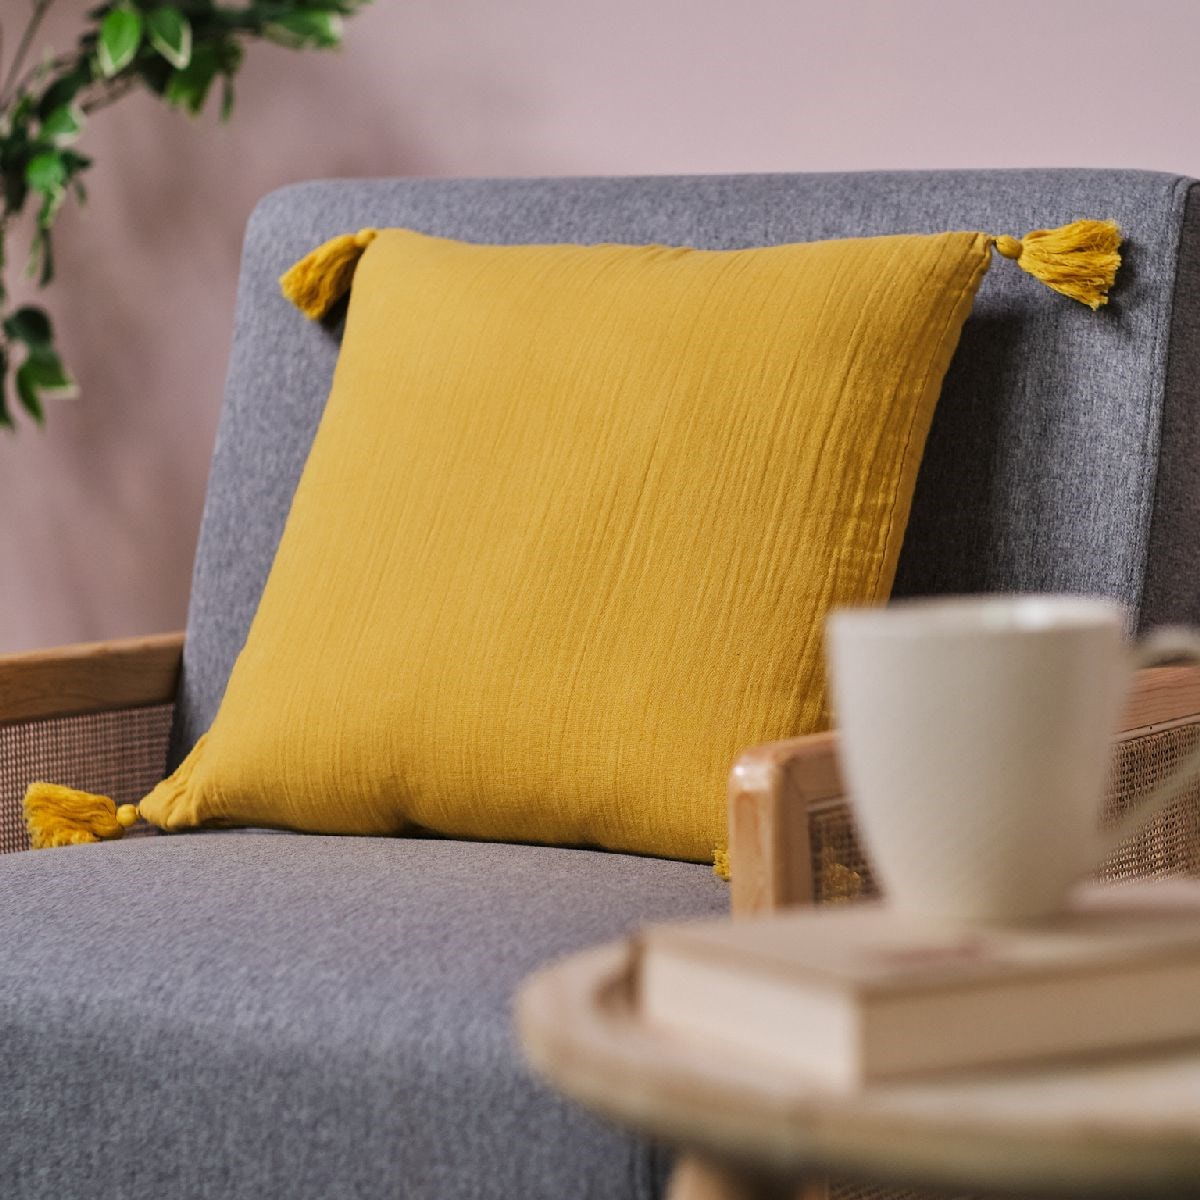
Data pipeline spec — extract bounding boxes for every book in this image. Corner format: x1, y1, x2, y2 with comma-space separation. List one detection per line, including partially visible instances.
637, 879, 1200, 1091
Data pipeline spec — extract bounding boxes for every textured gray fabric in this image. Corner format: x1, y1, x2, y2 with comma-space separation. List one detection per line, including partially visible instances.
1141, 181, 1200, 629
171, 168, 1200, 762
0, 833, 727, 1199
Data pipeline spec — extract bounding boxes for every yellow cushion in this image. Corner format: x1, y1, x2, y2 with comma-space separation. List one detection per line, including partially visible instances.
142, 227, 992, 862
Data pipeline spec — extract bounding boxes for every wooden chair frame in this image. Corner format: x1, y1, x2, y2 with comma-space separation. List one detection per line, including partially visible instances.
0, 633, 183, 726
728, 664, 1200, 916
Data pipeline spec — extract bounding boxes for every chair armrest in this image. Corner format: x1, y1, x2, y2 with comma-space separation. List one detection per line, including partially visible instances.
1124, 665, 1200, 733
727, 665, 1200, 916
0, 633, 184, 725
727, 732, 838, 916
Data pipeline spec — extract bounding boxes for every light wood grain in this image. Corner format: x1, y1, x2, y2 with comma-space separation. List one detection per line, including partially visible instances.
667, 1156, 808, 1200
0, 633, 184, 725
518, 937, 1200, 1200
1121, 665, 1200, 734
728, 735, 831, 916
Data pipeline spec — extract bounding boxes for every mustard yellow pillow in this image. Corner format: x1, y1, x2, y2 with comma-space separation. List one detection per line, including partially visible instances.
26, 221, 1121, 863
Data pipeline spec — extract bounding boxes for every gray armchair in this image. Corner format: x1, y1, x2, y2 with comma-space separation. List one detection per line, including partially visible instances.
2, 168, 1199, 1200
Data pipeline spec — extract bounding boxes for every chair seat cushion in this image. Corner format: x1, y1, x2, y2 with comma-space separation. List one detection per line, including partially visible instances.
0, 833, 727, 1199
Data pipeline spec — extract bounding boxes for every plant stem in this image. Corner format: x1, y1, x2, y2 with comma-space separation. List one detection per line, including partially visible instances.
0, 0, 59, 109
81, 75, 137, 115
6, 51, 76, 113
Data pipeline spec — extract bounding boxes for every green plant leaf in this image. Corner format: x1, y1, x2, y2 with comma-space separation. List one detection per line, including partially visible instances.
2, 167, 28, 215
60, 149, 94, 174
27, 228, 55, 285
264, 11, 344, 49
0, 0, 375, 432
16, 346, 79, 422
220, 75, 236, 122
223, 40, 245, 75
10, 94, 35, 127
164, 45, 219, 114
38, 188, 64, 231
0, 348, 12, 431
136, 54, 173, 95
147, 7, 193, 70
25, 151, 67, 195
97, 6, 145, 77
3, 306, 54, 349
36, 71, 89, 121
28, 348, 77, 396
15, 364, 45, 424
39, 104, 86, 146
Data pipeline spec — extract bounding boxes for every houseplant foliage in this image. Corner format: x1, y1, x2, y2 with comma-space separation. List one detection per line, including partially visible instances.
0, 0, 369, 428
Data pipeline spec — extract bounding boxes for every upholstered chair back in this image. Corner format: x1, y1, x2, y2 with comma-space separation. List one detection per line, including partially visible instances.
170, 169, 1200, 764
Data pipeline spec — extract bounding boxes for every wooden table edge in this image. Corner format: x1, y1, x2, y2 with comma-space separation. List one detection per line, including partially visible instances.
516, 940, 1200, 1198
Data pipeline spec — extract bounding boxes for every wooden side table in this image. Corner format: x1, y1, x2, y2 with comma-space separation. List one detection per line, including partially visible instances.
518, 940, 1200, 1200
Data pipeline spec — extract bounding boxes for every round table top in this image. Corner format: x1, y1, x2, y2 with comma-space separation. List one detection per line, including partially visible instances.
517, 940, 1200, 1197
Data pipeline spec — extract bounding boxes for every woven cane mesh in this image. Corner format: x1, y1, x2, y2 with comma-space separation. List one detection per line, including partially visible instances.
817, 722, 1200, 1200
1102, 723, 1200, 881
0, 705, 172, 854
827, 1188, 974, 1200
811, 723, 1200, 908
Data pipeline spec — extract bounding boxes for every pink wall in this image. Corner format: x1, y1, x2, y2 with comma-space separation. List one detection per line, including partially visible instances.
2, 0, 1198, 651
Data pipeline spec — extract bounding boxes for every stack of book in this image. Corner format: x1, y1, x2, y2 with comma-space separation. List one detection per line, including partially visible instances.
637, 879, 1200, 1091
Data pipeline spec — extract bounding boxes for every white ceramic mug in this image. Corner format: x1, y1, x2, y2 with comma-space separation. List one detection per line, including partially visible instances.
826, 595, 1200, 923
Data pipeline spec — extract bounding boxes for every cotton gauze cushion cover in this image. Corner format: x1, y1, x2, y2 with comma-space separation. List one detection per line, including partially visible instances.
141, 227, 993, 862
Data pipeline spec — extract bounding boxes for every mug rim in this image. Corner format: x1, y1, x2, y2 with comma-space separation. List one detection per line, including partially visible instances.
828, 593, 1128, 637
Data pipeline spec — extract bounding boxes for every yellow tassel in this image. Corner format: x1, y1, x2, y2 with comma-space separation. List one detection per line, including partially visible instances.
23, 783, 140, 850
991, 218, 1122, 309
820, 846, 864, 904
279, 228, 379, 320
712, 845, 731, 881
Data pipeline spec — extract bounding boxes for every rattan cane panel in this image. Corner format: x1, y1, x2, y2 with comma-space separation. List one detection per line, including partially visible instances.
810, 801, 877, 904
810, 724, 1200, 906
0, 704, 172, 854
829, 1185, 976, 1200
1102, 723, 1200, 882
